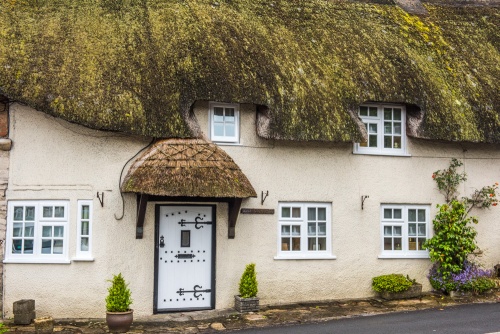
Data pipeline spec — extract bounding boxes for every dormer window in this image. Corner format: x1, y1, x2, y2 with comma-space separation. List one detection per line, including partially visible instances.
353, 104, 409, 156
209, 102, 239, 144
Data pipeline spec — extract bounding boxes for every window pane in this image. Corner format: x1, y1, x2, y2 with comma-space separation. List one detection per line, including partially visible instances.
292, 226, 301, 235
418, 238, 426, 250
281, 225, 290, 236
292, 238, 300, 251
384, 238, 392, 250
384, 108, 392, 120
225, 124, 235, 137
318, 237, 326, 251
308, 223, 316, 236
394, 238, 402, 250
41, 240, 52, 254
418, 224, 426, 236
394, 209, 402, 219
393, 136, 401, 149
369, 123, 377, 133
13, 239, 22, 253
393, 226, 402, 236
393, 109, 401, 120
24, 223, 34, 237
43, 206, 53, 218
408, 223, 416, 236
359, 106, 368, 116
408, 209, 416, 222
308, 238, 316, 251
384, 122, 392, 134
318, 223, 326, 236
81, 205, 90, 220
384, 136, 392, 148
291, 207, 301, 218
54, 226, 64, 238
24, 239, 33, 254
369, 107, 378, 117
54, 206, 65, 218
318, 208, 326, 220
393, 122, 401, 135
14, 207, 23, 221
213, 107, 224, 121
53, 240, 64, 254
213, 123, 224, 136
308, 208, 316, 220
225, 108, 235, 119
384, 226, 392, 236
408, 237, 417, 250
81, 221, 89, 235
281, 238, 290, 251
384, 209, 392, 219
81, 237, 89, 251
25, 207, 35, 221
42, 226, 52, 237
281, 207, 290, 218
369, 135, 377, 147
418, 209, 426, 222
13, 223, 22, 237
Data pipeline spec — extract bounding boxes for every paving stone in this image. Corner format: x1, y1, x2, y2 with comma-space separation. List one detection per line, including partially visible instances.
210, 322, 226, 331
244, 314, 267, 321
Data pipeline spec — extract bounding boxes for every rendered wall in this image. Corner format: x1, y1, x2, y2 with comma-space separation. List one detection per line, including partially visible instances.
3, 103, 500, 318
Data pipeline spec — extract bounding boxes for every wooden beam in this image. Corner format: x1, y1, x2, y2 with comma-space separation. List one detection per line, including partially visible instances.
136, 193, 149, 239
228, 198, 242, 239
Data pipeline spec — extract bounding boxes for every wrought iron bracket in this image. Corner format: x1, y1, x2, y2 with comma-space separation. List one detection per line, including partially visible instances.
176, 285, 211, 299
178, 216, 212, 229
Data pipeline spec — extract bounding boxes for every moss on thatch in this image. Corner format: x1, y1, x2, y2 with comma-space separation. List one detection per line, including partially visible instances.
0, 1, 498, 143
121, 138, 257, 198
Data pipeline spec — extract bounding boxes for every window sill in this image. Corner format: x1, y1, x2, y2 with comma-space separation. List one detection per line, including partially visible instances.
72, 257, 95, 262
353, 151, 411, 157
274, 254, 337, 260
378, 253, 429, 259
211, 141, 242, 146
4, 258, 71, 264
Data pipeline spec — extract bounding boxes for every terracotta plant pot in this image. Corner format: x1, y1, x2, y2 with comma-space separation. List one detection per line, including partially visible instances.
106, 309, 133, 333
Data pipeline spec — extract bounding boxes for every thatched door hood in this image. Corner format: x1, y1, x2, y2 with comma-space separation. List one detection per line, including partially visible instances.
121, 138, 257, 198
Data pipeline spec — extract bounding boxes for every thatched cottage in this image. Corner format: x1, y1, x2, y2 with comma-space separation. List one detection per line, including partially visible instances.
0, 0, 499, 317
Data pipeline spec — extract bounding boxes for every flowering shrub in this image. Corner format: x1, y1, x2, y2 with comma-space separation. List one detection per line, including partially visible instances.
425, 159, 499, 294
428, 261, 495, 294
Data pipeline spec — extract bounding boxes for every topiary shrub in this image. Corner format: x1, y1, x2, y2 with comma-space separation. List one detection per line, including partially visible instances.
106, 273, 133, 312
239, 263, 258, 298
372, 274, 415, 293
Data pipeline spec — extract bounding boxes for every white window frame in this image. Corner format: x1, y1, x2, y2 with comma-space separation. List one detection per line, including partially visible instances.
5, 200, 70, 264
275, 202, 336, 260
74, 200, 93, 261
353, 104, 410, 156
209, 102, 240, 144
379, 204, 430, 259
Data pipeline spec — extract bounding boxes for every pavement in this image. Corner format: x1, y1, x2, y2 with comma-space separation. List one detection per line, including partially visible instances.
4, 290, 500, 333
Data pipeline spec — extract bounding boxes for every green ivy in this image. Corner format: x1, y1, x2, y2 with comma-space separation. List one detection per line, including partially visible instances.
372, 274, 415, 293
239, 263, 258, 298
105, 273, 133, 312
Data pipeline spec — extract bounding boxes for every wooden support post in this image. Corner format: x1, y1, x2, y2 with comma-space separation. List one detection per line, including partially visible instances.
228, 198, 243, 239
136, 193, 149, 239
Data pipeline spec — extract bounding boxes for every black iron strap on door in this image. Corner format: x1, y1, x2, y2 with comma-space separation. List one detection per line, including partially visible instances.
176, 285, 211, 299
178, 216, 213, 229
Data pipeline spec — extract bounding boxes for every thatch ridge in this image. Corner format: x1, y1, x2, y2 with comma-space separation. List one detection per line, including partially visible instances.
0, 1, 498, 143
121, 138, 257, 198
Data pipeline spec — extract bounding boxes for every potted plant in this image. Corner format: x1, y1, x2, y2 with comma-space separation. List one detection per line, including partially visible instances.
372, 274, 422, 300
105, 273, 133, 333
234, 263, 259, 313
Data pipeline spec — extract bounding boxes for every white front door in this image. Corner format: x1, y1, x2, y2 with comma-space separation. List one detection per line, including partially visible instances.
155, 205, 215, 312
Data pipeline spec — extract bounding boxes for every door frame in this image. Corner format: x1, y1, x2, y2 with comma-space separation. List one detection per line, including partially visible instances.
153, 204, 217, 313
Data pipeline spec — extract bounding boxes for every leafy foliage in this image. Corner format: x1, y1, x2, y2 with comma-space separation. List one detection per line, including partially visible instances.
372, 274, 415, 293
105, 273, 133, 312
424, 159, 499, 292
239, 263, 258, 298
0, 323, 8, 334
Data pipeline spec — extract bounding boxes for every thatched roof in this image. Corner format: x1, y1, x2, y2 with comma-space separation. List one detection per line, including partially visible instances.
121, 138, 257, 198
0, 1, 499, 143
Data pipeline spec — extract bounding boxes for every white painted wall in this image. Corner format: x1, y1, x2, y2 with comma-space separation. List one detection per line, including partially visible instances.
3, 103, 500, 318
